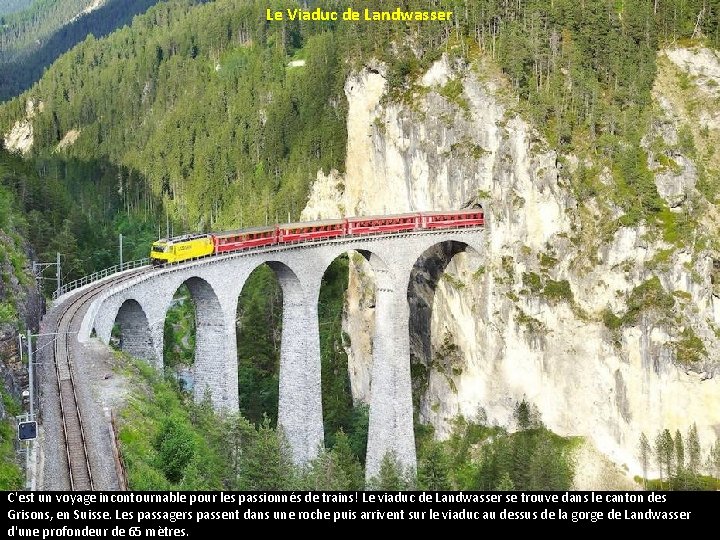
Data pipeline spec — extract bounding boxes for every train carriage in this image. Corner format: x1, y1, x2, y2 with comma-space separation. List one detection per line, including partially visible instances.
277, 219, 346, 243
345, 213, 421, 235
214, 225, 277, 253
420, 209, 484, 228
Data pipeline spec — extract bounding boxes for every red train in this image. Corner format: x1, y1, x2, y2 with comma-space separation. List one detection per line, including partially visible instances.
151, 209, 484, 265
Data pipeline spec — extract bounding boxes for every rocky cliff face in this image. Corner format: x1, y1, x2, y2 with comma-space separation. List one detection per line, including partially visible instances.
302, 50, 720, 485
2, 99, 41, 155
0, 231, 43, 418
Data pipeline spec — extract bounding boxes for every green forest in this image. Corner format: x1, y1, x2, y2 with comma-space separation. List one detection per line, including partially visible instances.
0, 0, 719, 490
0, 0, 33, 17
0, 148, 158, 292
3, 0, 719, 234
2, 1, 107, 60
0, 0, 167, 100
118, 354, 577, 491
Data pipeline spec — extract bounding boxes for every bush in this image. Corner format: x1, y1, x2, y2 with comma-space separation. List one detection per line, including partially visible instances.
674, 328, 706, 364
622, 277, 675, 326
154, 415, 197, 484
602, 308, 623, 331
543, 279, 573, 303
522, 272, 543, 294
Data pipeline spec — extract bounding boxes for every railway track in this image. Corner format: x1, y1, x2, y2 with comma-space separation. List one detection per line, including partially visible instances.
51, 267, 150, 490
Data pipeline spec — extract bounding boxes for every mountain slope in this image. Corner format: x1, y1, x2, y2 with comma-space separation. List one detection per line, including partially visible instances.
4, 0, 719, 229
2, 0, 348, 229
0, 0, 166, 101
0, 0, 33, 16
1, 1, 108, 62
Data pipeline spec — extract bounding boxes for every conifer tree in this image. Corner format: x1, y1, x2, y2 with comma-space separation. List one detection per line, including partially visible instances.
331, 429, 364, 490
238, 416, 294, 490
639, 432, 651, 490
674, 429, 685, 485
369, 452, 412, 491
686, 423, 701, 480
495, 472, 515, 491
417, 440, 451, 490
655, 429, 674, 488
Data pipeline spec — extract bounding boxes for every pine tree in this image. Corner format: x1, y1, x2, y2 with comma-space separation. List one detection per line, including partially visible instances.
219, 412, 256, 489
686, 423, 701, 481
417, 440, 451, 490
655, 429, 674, 487
514, 400, 533, 430
369, 452, 412, 491
300, 431, 365, 491
301, 448, 350, 491
674, 429, 685, 487
495, 471, 515, 491
639, 432, 651, 490
237, 416, 294, 490
331, 430, 364, 491
708, 438, 720, 489
526, 431, 573, 491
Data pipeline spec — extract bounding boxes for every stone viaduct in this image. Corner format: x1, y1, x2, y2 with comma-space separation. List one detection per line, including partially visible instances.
76, 229, 484, 478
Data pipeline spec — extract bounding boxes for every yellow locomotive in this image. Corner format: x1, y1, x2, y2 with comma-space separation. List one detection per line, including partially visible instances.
150, 234, 214, 265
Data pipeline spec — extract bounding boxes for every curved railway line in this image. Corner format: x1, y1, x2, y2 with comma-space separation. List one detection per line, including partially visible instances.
50, 267, 150, 490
